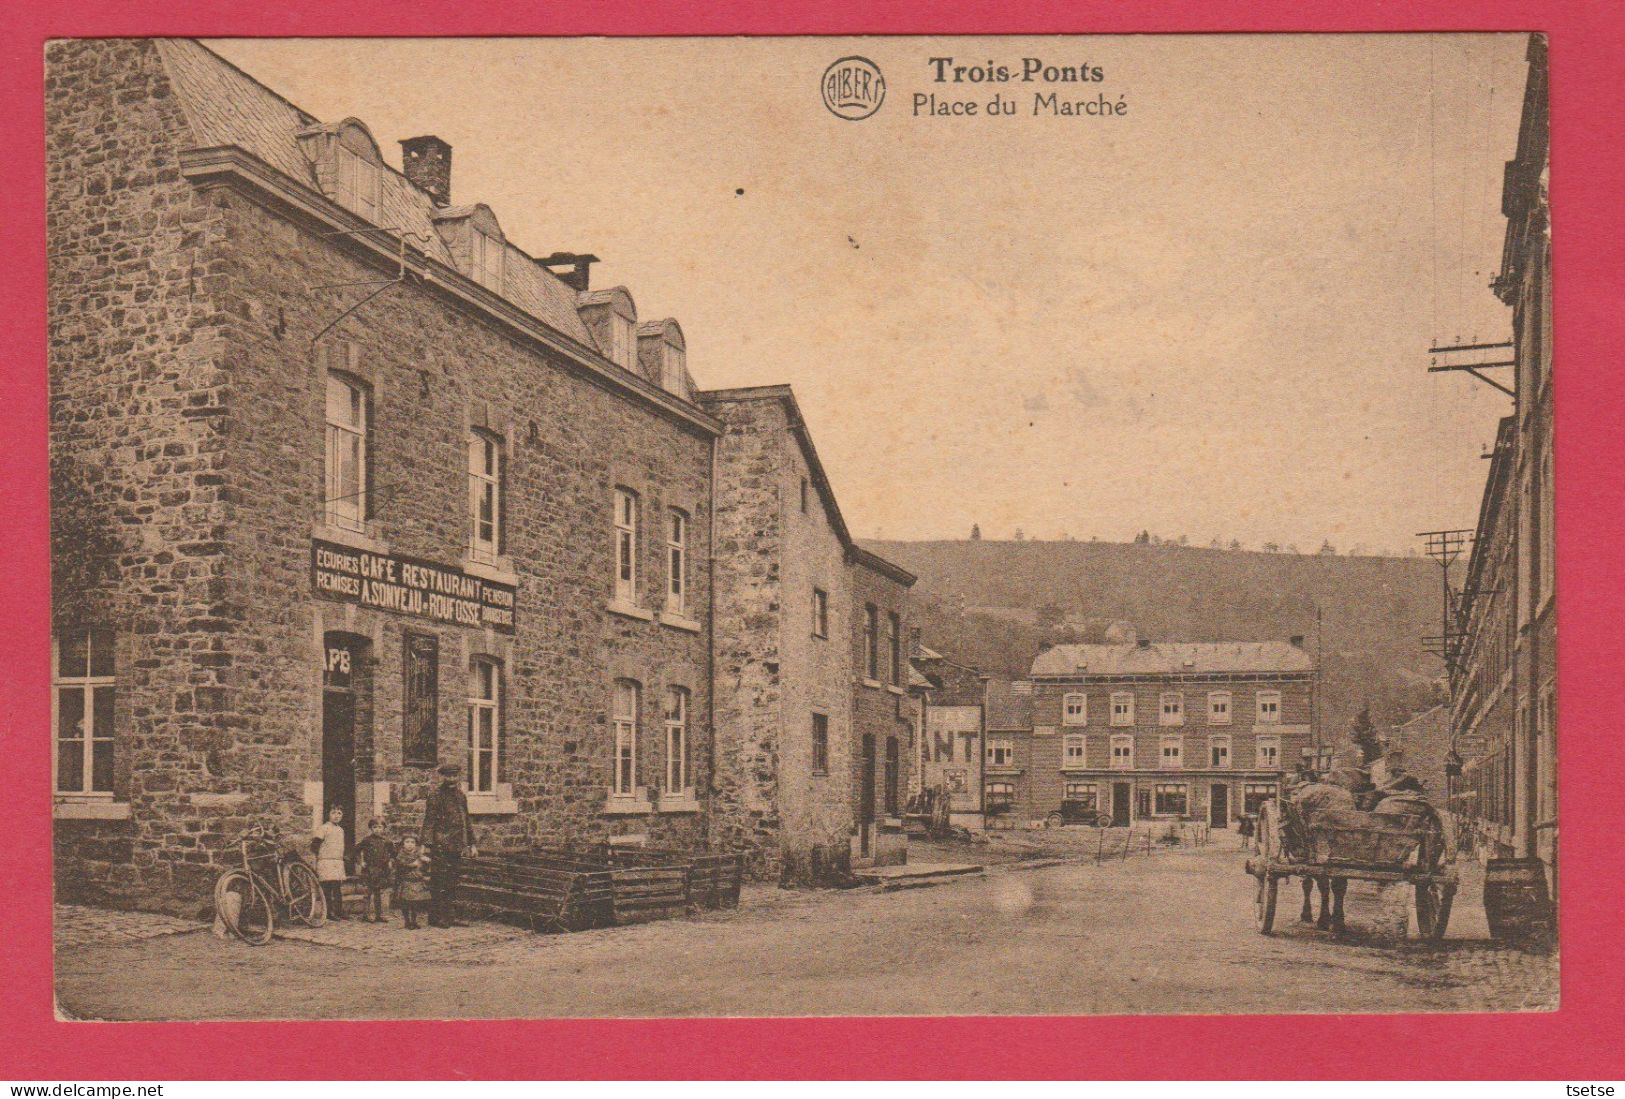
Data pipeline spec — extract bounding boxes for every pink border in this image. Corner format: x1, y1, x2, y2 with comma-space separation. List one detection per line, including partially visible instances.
3, 0, 1621, 1080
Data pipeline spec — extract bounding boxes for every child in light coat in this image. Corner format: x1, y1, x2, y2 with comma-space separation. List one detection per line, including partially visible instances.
311, 805, 349, 920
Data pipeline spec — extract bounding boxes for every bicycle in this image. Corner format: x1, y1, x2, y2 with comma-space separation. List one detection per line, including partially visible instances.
213, 824, 327, 944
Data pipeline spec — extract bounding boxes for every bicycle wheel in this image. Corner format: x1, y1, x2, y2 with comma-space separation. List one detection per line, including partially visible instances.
282, 860, 326, 928
215, 868, 274, 945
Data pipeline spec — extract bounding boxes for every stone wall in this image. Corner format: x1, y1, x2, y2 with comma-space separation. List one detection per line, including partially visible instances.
47, 39, 715, 911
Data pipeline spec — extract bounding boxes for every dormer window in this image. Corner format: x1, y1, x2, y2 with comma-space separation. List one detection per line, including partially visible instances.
472, 228, 504, 293
334, 144, 379, 221
609, 315, 636, 370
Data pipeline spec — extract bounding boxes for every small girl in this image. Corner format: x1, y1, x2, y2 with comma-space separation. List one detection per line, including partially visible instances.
311, 804, 349, 920
394, 833, 431, 930
351, 818, 397, 923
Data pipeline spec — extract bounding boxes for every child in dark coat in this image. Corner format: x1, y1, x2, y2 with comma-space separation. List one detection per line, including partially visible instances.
394, 834, 431, 930
351, 818, 397, 923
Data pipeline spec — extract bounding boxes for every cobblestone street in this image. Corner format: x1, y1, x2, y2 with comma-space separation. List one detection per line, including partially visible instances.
54, 841, 1557, 1020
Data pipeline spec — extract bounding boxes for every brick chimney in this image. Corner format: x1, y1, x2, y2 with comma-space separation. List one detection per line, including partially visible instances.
399, 135, 452, 207
538, 252, 599, 292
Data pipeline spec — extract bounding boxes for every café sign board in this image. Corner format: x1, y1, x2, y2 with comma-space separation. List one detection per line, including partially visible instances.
311, 539, 516, 634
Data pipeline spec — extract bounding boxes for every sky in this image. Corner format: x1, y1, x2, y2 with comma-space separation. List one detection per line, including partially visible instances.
210, 34, 1532, 554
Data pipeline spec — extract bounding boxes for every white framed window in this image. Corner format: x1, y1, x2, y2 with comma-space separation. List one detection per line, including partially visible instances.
472, 229, 504, 292
468, 431, 502, 563
1256, 735, 1281, 770
986, 738, 1014, 768
324, 372, 368, 531
1064, 782, 1097, 808
666, 509, 687, 616
54, 629, 116, 795
1063, 733, 1086, 766
1209, 735, 1231, 769
1063, 692, 1087, 726
1110, 691, 1134, 726
1256, 690, 1282, 724
1160, 734, 1183, 770
1208, 691, 1232, 725
663, 686, 688, 793
1160, 692, 1184, 726
466, 657, 500, 794
1154, 783, 1188, 817
612, 679, 640, 796
334, 144, 379, 221
614, 488, 638, 605
1110, 733, 1134, 770
812, 587, 828, 639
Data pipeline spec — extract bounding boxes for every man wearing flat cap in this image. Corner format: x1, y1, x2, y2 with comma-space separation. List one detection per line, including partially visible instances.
423, 761, 478, 927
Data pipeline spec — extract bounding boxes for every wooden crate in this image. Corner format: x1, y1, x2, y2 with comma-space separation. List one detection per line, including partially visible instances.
608, 866, 690, 924
457, 855, 612, 932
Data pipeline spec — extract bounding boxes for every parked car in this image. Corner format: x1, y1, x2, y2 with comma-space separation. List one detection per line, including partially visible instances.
1045, 800, 1113, 828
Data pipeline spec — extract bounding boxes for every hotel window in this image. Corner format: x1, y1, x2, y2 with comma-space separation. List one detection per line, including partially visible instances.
985, 782, 1016, 812
472, 228, 504, 293
334, 144, 379, 221
324, 372, 368, 531
663, 687, 688, 793
1243, 783, 1277, 816
811, 712, 830, 774
466, 657, 500, 795
1063, 734, 1086, 766
54, 629, 115, 795
467, 431, 502, 563
1062, 692, 1087, 726
611, 679, 640, 796
1154, 783, 1188, 817
986, 738, 1014, 768
1160, 692, 1184, 726
666, 510, 688, 616
608, 314, 636, 370
1110, 734, 1134, 770
1255, 735, 1281, 770
888, 611, 902, 685
1256, 690, 1281, 724
613, 488, 638, 605
1110, 692, 1134, 726
1209, 735, 1231, 769
812, 588, 828, 639
864, 604, 879, 680
1208, 691, 1232, 725
1160, 734, 1183, 769
1064, 783, 1097, 808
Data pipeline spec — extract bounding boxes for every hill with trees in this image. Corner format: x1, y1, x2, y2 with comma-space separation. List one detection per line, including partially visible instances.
866, 538, 1445, 744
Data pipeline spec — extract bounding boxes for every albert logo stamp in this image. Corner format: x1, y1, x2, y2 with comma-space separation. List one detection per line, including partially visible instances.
822, 56, 886, 120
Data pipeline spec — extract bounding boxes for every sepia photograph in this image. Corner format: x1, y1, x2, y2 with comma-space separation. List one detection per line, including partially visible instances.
42, 32, 1557, 1023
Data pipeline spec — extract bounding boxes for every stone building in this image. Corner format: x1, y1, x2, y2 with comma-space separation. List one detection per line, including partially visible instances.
701, 386, 917, 881
1449, 35, 1556, 901
916, 647, 990, 828
48, 38, 719, 908
1022, 640, 1316, 828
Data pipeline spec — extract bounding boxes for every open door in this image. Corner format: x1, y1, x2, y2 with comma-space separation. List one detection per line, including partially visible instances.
1210, 783, 1230, 828
321, 632, 367, 848
1111, 782, 1132, 827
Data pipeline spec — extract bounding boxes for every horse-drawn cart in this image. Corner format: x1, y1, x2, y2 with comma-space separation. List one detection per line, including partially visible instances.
1244, 795, 1458, 939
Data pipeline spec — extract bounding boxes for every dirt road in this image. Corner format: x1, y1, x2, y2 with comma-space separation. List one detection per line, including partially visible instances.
55, 844, 1556, 1020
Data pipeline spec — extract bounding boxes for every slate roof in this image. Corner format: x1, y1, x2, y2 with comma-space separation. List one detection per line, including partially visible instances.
155, 38, 596, 348
1031, 641, 1313, 678
984, 678, 1034, 731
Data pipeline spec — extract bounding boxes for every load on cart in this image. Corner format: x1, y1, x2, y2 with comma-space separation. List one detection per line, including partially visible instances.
1245, 770, 1457, 939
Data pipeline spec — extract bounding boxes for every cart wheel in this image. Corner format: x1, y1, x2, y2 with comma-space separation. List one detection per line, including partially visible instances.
1416, 882, 1456, 941
1045, 811, 1063, 829
1255, 873, 1279, 934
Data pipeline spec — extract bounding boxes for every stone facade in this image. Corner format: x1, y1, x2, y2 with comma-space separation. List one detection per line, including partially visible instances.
703, 387, 916, 882
1019, 640, 1316, 829
48, 39, 716, 910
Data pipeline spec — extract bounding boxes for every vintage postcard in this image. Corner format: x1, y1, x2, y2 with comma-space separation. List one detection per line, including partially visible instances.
44, 33, 1556, 1021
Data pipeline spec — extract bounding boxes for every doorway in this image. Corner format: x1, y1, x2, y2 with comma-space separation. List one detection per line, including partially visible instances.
1111, 782, 1132, 827
321, 632, 366, 849
1210, 783, 1230, 828
883, 736, 900, 817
